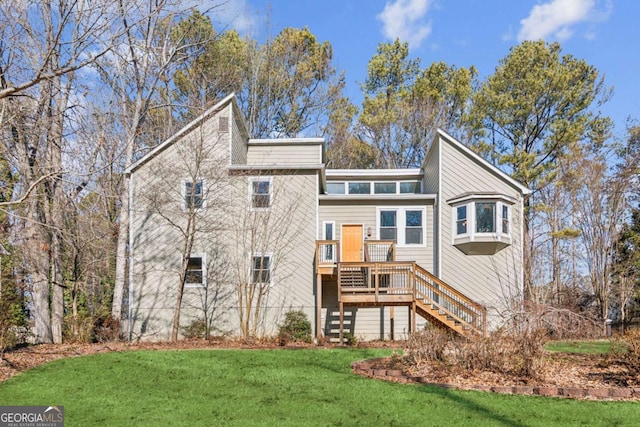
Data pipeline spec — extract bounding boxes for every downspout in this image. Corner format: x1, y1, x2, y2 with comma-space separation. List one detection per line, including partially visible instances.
127, 172, 134, 341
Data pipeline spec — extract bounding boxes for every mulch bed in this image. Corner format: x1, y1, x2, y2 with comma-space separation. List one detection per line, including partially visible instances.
356, 351, 640, 400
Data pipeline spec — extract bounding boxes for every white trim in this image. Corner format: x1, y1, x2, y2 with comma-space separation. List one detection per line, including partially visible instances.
248, 176, 273, 211
326, 168, 422, 178
376, 207, 427, 247
184, 253, 207, 288
127, 174, 134, 341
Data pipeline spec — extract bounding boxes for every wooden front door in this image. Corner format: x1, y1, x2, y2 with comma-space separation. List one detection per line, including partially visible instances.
342, 224, 363, 262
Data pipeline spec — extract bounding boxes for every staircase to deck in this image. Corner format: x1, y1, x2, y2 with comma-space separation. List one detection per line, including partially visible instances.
316, 240, 487, 337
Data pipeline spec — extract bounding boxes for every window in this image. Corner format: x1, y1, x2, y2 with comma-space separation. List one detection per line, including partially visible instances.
450, 197, 513, 254
377, 208, 426, 246
183, 179, 204, 210
323, 221, 335, 262
348, 182, 370, 194
456, 205, 468, 235
374, 182, 396, 194
252, 255, 272, 285
502, 205, 509, 234
185, 255, 205, 287
405, 210, 423, 244
399, 181, 421, 194
379, 210, 397, 242
475, 202, 496, 233
250, 177, 272, 209
326, 182, 345, 194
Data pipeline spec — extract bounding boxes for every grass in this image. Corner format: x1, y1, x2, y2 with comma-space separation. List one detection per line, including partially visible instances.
545, 339, 620, 355
1, 348, 639, 426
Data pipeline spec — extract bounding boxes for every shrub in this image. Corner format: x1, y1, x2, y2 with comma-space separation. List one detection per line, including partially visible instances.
407, 326, 457, 364
277, 310, 312, 344
613, 328, 640, 373
93, 315, 122, 342
406, 323, 547, 380
182, 318, 209, 340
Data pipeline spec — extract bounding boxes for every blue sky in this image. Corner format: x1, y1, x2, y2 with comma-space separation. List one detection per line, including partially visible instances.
212, 0, 637, 138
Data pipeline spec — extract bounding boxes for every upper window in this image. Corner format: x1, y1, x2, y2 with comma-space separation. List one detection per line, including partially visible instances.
374, 182, 396, 194
325, 180, 422, 195
475, 202, 496, 233
348, 182, 370, 194
377, 207, 425, 246
326, 182, 345, 194
252, 254, 272, 285
450, 196, 514, 254
250, 177, 272, 209
185, 255, 205, 287
183, 179, 204, 210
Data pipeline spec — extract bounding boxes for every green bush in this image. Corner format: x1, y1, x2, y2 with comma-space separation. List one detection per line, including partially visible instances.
278, 310, 312, 344
183, 318, 208, 339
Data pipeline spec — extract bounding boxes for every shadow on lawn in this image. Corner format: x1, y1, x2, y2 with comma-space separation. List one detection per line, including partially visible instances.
419, 384, 528, 427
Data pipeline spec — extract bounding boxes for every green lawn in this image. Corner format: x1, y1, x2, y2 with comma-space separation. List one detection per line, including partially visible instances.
1, 348, 639, 426
545, 339, 619, 355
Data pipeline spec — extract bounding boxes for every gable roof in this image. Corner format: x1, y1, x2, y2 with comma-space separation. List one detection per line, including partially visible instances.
434, 128, 531, 195
125, 93, 245, 175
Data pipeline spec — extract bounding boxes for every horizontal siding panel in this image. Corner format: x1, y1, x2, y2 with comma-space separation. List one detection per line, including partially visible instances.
247, 144, 321, 165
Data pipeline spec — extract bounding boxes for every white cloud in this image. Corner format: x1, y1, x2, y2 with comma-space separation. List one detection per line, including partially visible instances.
377, 0, 433, 48
518, 0, 602, 41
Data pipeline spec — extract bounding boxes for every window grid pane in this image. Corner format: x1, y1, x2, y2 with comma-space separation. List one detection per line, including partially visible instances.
326, 182, 345, 194
405, 210, 423, 244
185, 256, 204, 285
374, 182, 396, 194
502, 205, 509, 234
456, 205, 467, 235
348, 182, 371, 194
251, 179, 271, 208
185, 180, 204, 209
476, 202, 496, 233
380, 210, 397, 242
252, 256, 271, 284
399, 181, 421, 194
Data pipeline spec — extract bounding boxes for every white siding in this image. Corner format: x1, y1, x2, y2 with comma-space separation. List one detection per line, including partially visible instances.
247, 142, 322, 165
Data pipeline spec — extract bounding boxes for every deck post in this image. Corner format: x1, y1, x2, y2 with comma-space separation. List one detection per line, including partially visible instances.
316, 272, 323, 341
390, 306, 395, 340
339, 301, 344, 345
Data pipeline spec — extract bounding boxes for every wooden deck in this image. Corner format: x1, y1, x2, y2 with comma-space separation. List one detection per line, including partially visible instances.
315, 240, 487, 341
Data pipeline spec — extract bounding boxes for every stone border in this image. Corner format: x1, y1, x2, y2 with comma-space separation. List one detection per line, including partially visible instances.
352, 358, 640, 401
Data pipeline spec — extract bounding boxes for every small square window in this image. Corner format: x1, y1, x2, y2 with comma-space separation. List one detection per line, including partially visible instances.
184, 180, 204, 210
185, 256, 205, 287
250, 178, 272, 209
252, 255, 271, 285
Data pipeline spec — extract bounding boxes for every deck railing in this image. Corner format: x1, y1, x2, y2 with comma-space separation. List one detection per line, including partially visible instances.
364, 240, 395, 262
413, 264, 486, 335
316, 240, 339, 264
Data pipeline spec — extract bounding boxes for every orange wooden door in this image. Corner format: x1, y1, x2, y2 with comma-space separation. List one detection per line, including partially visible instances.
342, 224, 363, 262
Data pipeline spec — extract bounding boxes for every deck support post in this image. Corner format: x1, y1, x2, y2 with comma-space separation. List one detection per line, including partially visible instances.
390, 306, 395, 341
339, 301, 344, 345
316, 273, 323, 341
